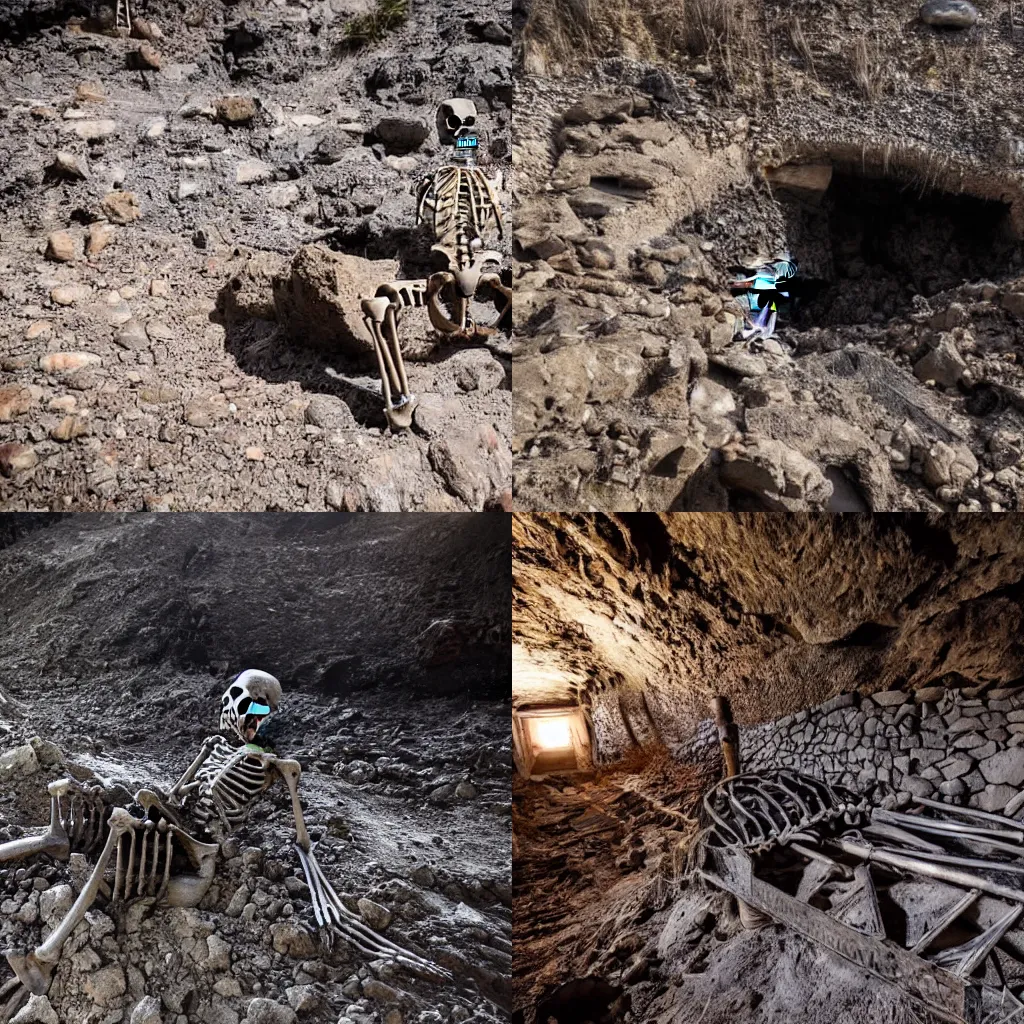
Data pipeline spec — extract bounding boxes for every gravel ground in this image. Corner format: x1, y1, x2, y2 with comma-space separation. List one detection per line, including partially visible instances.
0, 513, 512, 1024
0, 0, 512, 510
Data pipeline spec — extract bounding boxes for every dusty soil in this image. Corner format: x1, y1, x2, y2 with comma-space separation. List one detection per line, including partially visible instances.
0, 0, 512, 511
0, 513, 512, 1024
512, 0, 1024, 512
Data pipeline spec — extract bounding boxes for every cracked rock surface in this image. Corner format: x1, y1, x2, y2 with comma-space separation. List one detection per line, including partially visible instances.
513, 512, 1024, 759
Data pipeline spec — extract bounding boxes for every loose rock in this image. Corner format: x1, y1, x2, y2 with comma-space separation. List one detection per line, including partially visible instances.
101, 191, 141, 225
920, 0, 979, 28
46, 230, 77, 262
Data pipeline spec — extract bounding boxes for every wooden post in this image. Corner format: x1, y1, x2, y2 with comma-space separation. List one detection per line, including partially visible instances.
713, 696, 741, 778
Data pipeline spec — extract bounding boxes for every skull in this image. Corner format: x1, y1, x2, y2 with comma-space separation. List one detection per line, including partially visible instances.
220, 669, 282, 744
436, 98, 477, 145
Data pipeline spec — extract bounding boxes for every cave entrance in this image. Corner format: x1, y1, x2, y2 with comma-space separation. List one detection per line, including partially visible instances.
513, 708, 592, 777
772, 168, 1022, 328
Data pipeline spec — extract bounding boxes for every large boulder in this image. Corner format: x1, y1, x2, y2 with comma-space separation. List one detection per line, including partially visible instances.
919, 0, 979, 28
272, 245, 399, 358
0, 742, 39, 780
222, 251, 288, 323
372, 116, 429, 155
720, 439, 833, 507
513, 337, 646, 441
513, 197, 586, 260
922, 441, 979, 489
913, 334, 967, 389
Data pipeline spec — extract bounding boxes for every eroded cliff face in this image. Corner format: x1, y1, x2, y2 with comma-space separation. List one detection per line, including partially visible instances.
513, 0, 1024, 512
513, 513, 1024, 760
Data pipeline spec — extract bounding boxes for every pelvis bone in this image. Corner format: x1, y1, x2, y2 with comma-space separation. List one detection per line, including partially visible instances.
425, 248, 512, 339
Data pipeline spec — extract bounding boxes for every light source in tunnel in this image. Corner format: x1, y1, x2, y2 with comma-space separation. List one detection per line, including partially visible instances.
531, 715, 573, 750
513, 708, 593, 776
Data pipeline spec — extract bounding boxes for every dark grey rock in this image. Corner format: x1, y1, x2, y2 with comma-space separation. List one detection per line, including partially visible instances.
373, 116, 429, 155
940, 756, 974, 781
979, 783, 1017, 812
920, 0, 979, 28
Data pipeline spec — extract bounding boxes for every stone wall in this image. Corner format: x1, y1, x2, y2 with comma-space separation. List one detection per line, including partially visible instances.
736, 686, 1024, 816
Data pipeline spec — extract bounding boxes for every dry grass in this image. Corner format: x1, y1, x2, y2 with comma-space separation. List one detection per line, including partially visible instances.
521, 0, 661, 70
521, 0, 762, 90
342, 0, 408, 47
851, 35, 889, 101
788, 16, 816, 79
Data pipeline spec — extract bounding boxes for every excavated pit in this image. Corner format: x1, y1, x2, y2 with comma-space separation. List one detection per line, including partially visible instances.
513, 513, 1024, 1024
775, 171, 1023, 329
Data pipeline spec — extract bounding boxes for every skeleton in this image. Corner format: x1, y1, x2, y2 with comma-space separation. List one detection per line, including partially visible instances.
0, 670, 449, 1022
691, 770, 1024, 1023
360, 98, 511, 430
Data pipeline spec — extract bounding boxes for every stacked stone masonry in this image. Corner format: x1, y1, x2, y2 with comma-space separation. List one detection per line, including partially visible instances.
732, 687, 1024, 816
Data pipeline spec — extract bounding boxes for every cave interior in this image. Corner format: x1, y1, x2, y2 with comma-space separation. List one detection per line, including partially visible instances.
513, 512, 1024, 1024
772, 167, 1023, 328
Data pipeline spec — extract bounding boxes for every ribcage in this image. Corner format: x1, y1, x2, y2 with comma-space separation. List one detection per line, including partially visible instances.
54, 782, 112, 858
417, 166, 504, 254
699, 769, 867, 853
111, 817, 175, 901
184, 738, 268, 834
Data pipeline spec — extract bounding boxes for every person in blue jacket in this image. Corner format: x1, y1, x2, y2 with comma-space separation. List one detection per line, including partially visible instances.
731, 257, 798, 341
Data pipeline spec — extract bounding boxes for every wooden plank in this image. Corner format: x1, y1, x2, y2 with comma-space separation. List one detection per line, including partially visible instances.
701, 847, 973, 1024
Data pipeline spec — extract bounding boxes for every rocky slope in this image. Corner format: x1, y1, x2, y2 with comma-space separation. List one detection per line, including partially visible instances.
0, 513, 512, 1024
0, 0, 511, 511
513, 0, 1024, 511
0, 512, 511, 696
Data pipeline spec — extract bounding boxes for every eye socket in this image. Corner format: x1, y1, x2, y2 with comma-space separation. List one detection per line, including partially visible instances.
464, 116, 476, 126
446, 116, 462, 130
228, 686, 243, 698
237, 697, 252, 715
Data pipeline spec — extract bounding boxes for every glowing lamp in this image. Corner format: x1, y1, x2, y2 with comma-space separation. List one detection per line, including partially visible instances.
532, 716, 573, 751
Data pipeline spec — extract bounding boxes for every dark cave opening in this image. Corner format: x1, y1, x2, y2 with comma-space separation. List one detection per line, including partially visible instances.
535, 978, 625, 1024
776, 172, 1022, 328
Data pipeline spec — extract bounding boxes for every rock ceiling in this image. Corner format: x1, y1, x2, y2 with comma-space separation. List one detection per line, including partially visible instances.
513, 513, 1024, 743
